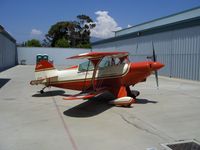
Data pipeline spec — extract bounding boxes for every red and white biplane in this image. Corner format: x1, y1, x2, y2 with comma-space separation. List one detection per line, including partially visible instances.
30, 51, 164, 107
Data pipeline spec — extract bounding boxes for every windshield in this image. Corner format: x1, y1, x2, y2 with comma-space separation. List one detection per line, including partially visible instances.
78, 61, 94, 72
78, 57, 125, 72
99, 57, 111, 69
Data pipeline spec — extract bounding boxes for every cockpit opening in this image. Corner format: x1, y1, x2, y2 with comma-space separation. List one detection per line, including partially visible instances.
78, 56, 129, 72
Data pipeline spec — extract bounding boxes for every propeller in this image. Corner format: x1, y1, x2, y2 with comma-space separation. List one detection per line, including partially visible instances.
152, 42, 159, 88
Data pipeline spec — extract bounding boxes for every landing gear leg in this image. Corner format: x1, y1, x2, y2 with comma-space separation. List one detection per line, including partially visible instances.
126, 86, 140, 98
40, 87, 46, 94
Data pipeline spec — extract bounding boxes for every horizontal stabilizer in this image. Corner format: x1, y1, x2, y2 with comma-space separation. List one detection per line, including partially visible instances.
30, 76, 58, 85
30, 79, 45, 85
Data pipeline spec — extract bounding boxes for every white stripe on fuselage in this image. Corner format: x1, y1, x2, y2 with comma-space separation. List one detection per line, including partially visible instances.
58, 63, 129, 82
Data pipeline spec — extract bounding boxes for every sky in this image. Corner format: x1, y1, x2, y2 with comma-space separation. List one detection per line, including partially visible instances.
1, 0, 200, 43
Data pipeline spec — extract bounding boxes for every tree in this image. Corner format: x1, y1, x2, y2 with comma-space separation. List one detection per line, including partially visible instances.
76, 15, 96, 46
25, 39, 41, 47
45, 15, 96, 48
55, 37, 70, 48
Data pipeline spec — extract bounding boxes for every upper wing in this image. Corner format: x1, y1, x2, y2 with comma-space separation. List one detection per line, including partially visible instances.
67, 51, 128, 59
63, 88, 108, 100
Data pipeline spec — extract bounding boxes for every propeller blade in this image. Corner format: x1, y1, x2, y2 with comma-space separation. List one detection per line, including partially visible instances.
152, 42, 159, 88
152, 42, 156, 62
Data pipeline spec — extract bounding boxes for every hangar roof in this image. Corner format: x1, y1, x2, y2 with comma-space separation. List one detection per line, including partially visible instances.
115, 6, 200, 37
92, 6, 200, 46
0, 25, 16, 43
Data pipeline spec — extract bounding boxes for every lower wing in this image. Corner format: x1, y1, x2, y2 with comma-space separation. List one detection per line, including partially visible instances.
63, 88, 108, 100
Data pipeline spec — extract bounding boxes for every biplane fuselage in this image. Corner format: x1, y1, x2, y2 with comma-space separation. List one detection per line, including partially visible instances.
31, 51, 164, 106
44, 62, 161, 90
49, 63, 129, 91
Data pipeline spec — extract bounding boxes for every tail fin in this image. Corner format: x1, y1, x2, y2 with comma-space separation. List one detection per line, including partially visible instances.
35, 60, 55, 72
35, 60, 58, 80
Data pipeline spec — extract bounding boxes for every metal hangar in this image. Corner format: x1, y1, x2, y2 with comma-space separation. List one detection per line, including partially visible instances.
92, 7, 200, 81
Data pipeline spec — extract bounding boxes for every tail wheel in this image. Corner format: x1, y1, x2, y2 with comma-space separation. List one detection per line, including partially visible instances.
40, 90, 44, 94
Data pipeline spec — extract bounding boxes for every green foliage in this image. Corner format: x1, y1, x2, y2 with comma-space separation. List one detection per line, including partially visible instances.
25, 39, 41, 47
54, 37, 70, 48
45, 14, 95, 48
76, 42, 91, 48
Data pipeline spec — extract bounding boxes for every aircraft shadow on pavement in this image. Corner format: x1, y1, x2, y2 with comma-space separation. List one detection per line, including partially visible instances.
135, 98, 158, 104
0, 78, 10, 88
32, 90, 68, 97
63, 97, 157, 118
32, 90, 157, 117
63, 94, 114, 118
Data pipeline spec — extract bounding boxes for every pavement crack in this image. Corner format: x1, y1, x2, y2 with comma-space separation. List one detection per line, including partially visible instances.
119, 113, 142, 130
52, 96, 78, 150
117, 112, 174, 141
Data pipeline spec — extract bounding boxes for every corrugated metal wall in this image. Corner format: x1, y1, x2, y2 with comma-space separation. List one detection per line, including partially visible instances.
0, 33, 17, 72
17, 47, 91, 66
93, 26, 200, 81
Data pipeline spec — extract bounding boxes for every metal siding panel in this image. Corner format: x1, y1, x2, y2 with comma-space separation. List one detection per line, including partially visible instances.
93, 41, 116, 52
190, 54, 194, 80
2, 34, 6, 70
0, 34, 3, 71
198, 54, 200, 81
195, 55, 198, 80
191, 54, 195, 80
197, 29, 200, 80
185, 54, 188, 79
0, 33, 16, 72
180, 54, 183, 79
93, 26, 200, 81
171, 54, 175, 77
194, 55, 197, 80
192, 54, 195, 80
190, 55, 193, 80
171, 27, 199, 80
198, 35, 200, 81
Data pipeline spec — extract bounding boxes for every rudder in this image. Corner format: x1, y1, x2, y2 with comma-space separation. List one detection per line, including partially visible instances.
35, 60, 58, 80
35, 60, 55, 72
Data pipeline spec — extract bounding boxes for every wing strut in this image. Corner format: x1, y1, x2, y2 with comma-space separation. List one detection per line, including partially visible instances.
89, 58, 102, 91
82, 61, 91, 91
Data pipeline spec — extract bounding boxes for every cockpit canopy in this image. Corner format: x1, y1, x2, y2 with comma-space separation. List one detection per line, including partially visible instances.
78, 57, 128, 72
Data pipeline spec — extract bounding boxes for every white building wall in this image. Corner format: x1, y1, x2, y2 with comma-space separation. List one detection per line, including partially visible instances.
17, 47, 91, 66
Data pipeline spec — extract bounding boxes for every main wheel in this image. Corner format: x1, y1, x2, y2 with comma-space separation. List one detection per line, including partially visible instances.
126, 86, 140, 98
132, 90, 140, 98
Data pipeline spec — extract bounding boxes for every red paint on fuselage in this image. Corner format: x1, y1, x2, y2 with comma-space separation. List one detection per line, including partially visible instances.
50, 61, 164, 92
50, 76, 122, 91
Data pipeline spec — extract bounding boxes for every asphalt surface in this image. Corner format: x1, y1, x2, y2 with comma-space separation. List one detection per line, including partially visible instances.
0, 65, 200, 150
